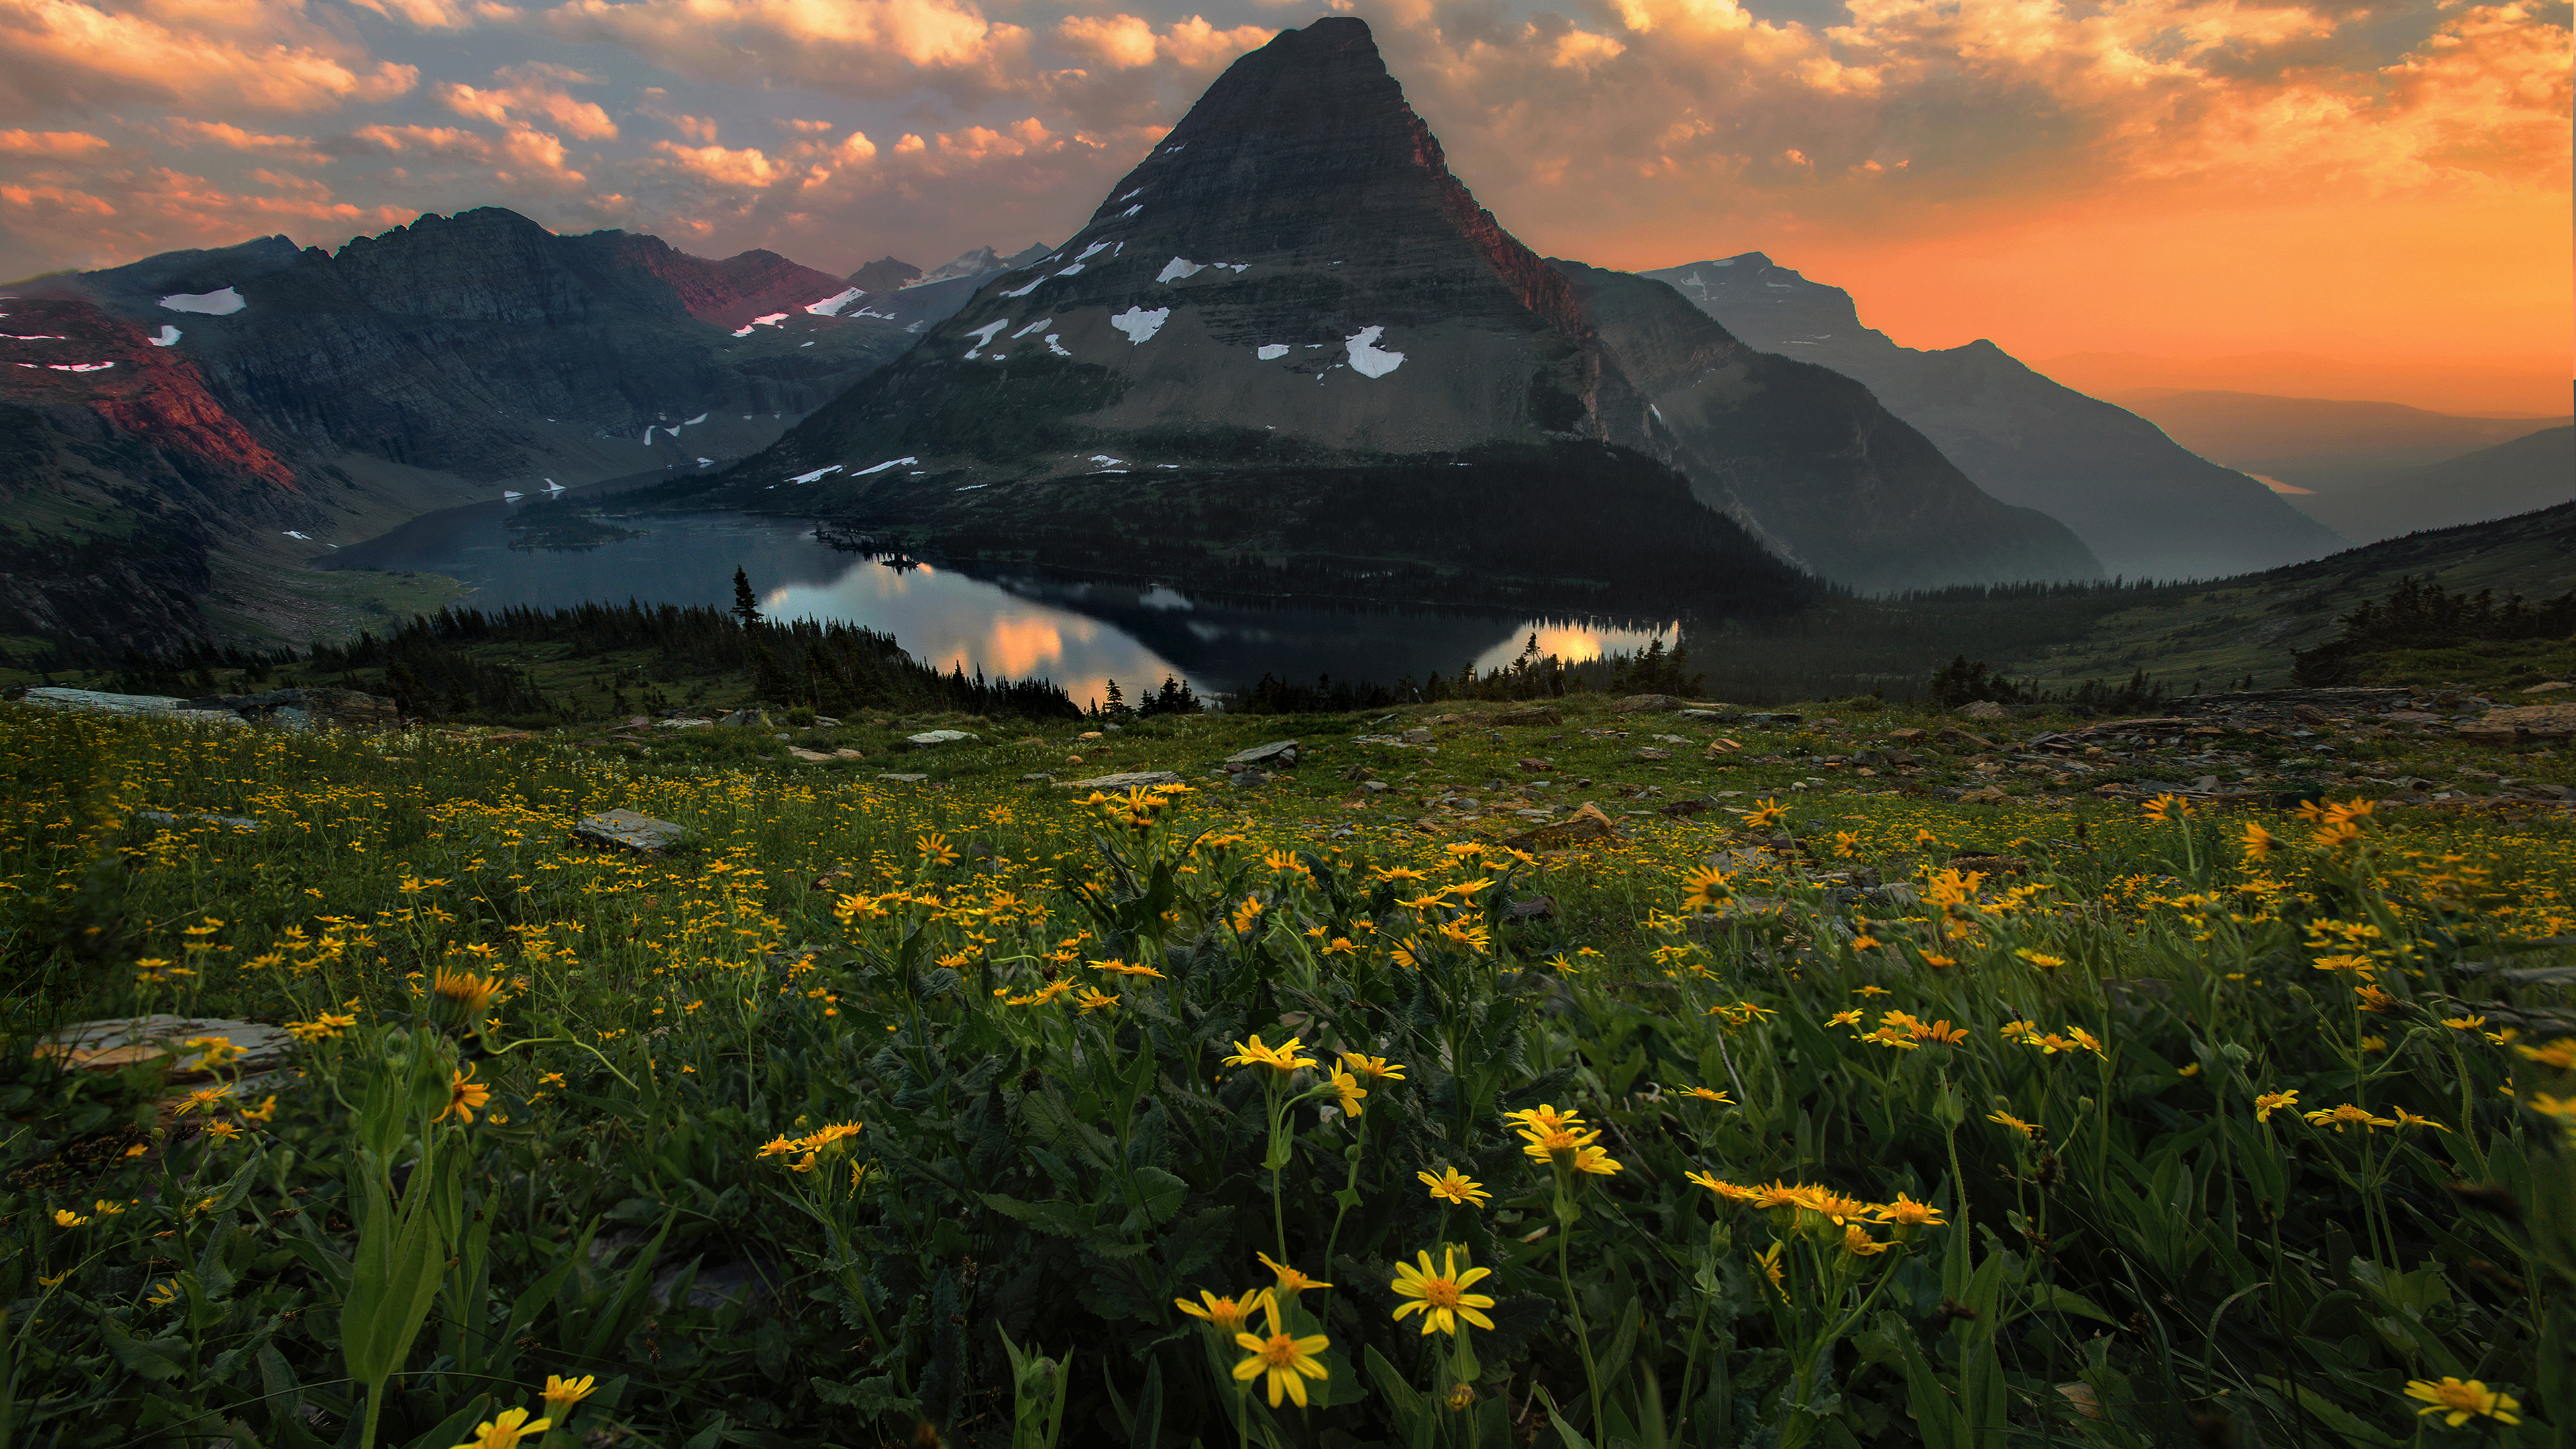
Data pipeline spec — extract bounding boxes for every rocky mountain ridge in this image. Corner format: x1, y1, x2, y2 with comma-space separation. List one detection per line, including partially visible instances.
1643, 253, 2348, 579
2, 210, 924, 647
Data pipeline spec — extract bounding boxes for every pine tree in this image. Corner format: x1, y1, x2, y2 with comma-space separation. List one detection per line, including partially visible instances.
731, 566, 762, 628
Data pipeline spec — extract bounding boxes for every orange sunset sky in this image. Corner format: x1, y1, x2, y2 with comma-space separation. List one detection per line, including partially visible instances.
1, 0, 2567, 409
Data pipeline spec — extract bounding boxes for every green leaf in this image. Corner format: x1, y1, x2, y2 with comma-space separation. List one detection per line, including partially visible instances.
97, 1321, 185, 1385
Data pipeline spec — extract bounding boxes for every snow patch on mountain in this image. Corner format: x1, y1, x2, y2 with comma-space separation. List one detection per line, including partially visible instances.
158, 287, 244, 315
1343, 326, 1404, 378
1111, 307, 1170, 345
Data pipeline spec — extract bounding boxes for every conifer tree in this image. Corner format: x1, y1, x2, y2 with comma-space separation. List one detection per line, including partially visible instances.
731, 567, 762, 628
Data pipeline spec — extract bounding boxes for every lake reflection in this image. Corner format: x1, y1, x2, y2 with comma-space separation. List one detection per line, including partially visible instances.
327, 497, 1677, 707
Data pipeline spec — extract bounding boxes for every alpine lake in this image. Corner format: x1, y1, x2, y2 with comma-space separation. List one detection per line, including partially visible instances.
322, 478, 1677, 708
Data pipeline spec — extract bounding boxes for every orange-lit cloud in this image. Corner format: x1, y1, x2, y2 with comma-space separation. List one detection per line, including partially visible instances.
539, 0, 1032, 100
0, 0, 418, 115
0, 126, 107, 154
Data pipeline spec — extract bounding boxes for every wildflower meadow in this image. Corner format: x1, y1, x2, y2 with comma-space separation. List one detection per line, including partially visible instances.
1, 698, 2570, 1449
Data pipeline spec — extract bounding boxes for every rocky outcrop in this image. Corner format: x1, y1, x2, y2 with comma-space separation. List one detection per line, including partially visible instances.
1643, 254, 2347, 580
0, 295, 297, 488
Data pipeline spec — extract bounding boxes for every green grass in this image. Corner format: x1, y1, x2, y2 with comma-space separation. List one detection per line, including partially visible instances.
2, 690, 2572, 1449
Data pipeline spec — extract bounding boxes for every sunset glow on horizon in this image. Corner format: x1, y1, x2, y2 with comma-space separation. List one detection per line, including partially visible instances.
1, 0, 2563, 409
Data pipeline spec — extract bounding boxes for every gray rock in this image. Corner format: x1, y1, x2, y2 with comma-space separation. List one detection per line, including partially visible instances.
1232, 769, 1271, 787
1019, 772, 1057, 782
19, 687, 247, 726
573, 808, 693, 852
1226, 740, 1300, 767
1059, 770, 1185, 790
1360, 780, 1391, 793
1957, 700, 2010, 720
877, 772, 932, 784
45, 1014, 297, 1083
907, 729, 979, 747
136, 809, 264, 833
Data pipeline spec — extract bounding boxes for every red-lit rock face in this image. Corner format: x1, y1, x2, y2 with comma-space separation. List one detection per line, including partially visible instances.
588, 234, 857, 331
0, 295, 297, 489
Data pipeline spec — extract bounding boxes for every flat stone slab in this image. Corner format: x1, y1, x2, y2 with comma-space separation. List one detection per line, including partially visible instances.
878, 772, 931, 784
19, 688, 248, 726
1225, 739, 1299, 766
1059, 770, 1185, 790
908, 730, 980, 747
573, 808, 692, 852
42, 1015, 297, 1081
136, 809, 264, 832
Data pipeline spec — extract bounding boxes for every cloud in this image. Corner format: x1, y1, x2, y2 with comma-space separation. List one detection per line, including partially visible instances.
0, 0, 419, 116
158, 119, 327, 164
437, 67, 616, 140
344, 0, 521, 27
348, 118, 586, 187
653, 140, 788, 188
0, 125, 108, 154
539, 0, 1032, 101
1056, 13, 1269, 69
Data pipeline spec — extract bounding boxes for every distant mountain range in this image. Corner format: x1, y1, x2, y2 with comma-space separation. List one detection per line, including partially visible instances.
2104, 389, 2573, 537
675, 17, 2100, 600
1642, 254, 2347, 580
2039, 350, 2569, 419
830, 244, 1053, 333
2231, 421, 2572, 541
1, 209, 931, 644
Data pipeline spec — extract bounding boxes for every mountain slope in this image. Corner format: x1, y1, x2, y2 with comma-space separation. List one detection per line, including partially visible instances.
1556, 261, 2104, 590
1643, 254, 2346, 579
681, 17, 2095, 596
2291, 425, 2575, 541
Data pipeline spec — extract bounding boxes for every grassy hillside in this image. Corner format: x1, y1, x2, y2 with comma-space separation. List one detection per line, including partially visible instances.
1986, 501, 2576, 693
1, 682, 2569, 1449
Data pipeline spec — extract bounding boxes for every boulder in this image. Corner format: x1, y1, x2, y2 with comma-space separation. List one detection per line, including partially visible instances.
573, 808, 693, 852
1059, 770, 1186, 790
1612, 694, 1689, 713
878, 773, 932, 783
907, 729, 980, 747
1226, 740, 1300, 767
1957, 700, 2010, 720
1505, 801, 1620, 851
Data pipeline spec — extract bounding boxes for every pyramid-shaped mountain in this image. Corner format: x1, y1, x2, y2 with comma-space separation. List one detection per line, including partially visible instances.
691, 17, 2098, 596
